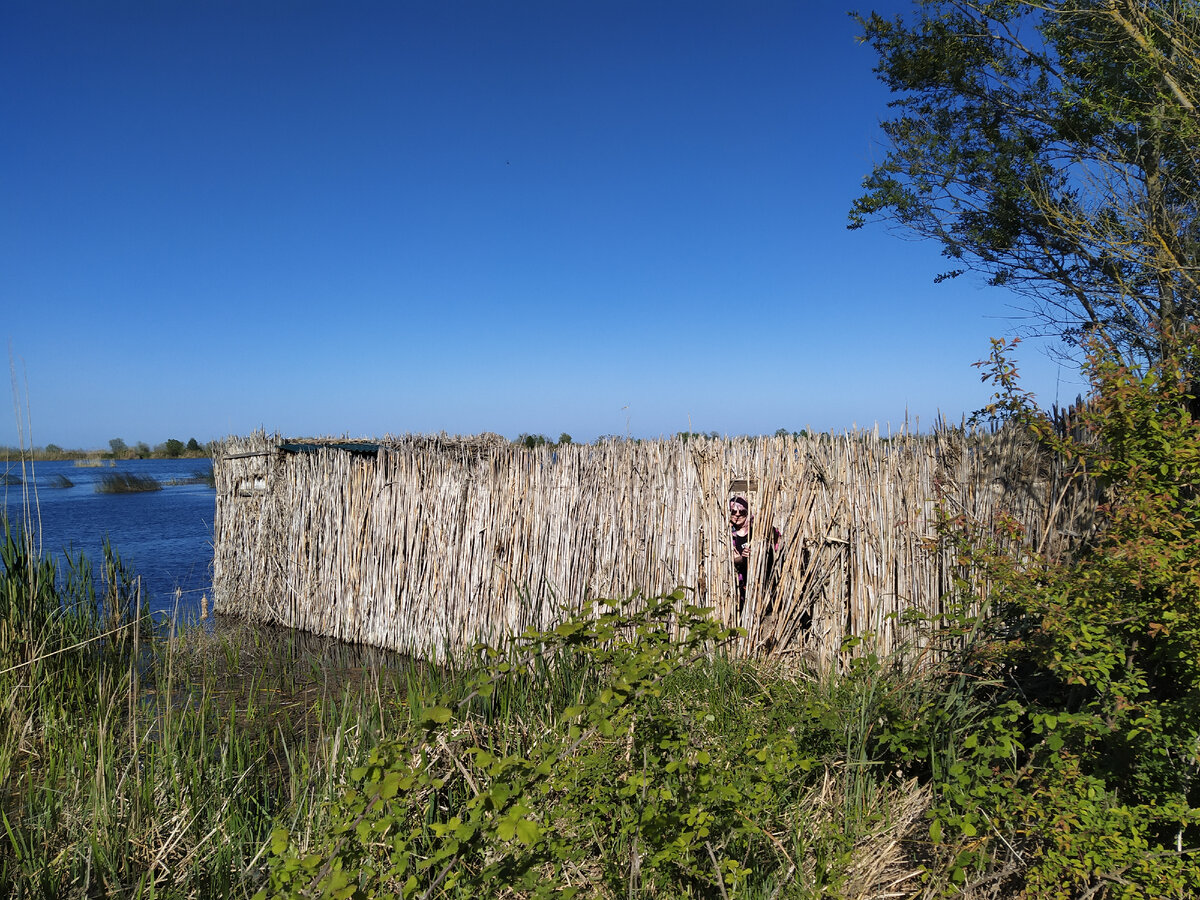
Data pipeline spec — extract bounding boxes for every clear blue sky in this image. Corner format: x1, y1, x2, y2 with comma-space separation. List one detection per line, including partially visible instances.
2, 0, 1081, 450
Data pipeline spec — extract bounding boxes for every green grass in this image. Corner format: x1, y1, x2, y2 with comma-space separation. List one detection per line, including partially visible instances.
95, 472, 162, 493
0, 520, 411, 898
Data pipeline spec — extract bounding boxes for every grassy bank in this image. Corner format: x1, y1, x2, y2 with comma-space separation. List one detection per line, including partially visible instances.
0, 520, 952, 899
0, 522, 401, 898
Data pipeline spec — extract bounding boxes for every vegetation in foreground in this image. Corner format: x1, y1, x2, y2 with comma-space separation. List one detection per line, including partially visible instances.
866, 335, 1200, 899
0, 525, 405, 899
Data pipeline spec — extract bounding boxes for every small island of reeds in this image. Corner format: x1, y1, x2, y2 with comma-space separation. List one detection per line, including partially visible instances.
163, 469, 216, 488
95, 472, 162, 493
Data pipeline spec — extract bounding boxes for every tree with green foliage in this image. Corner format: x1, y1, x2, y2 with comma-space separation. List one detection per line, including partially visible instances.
160, 438, 185, 458
108, 438, 127, 457
853, 6, 1200, 890
185, 437, 202, 453
851, 0, 1200, 363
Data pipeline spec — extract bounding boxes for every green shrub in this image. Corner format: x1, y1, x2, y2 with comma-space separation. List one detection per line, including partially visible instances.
879, 337, 1200, 897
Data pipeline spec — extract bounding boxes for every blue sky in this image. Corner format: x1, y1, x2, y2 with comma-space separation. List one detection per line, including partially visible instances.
2, 1, 1082, 450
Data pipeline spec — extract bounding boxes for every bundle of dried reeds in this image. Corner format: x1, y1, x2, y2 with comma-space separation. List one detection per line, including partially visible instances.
213, 425, 1095, 664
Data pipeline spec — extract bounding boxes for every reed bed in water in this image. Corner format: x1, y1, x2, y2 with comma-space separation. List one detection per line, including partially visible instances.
213, 425, 1096, 663
96, 471, 162, 493
162, 469, 215, 487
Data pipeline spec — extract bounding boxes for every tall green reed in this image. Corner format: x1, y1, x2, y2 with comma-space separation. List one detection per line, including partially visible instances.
0, 517, 418, 899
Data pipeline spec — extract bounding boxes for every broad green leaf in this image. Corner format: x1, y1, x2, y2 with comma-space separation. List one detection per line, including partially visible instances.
515, 819, 540, 845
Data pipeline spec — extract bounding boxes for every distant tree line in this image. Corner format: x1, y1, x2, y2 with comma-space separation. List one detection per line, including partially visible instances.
514, 433, 573, 449
106, 437, 209, 459
9, 431, 819, 461
1, 437, 213, 462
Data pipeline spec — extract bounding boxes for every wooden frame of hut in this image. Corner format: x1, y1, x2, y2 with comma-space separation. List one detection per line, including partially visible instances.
212, 428, 1094, 664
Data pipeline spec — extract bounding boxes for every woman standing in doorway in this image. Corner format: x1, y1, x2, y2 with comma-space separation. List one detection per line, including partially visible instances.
730, 494, 781, 610
729, 496, 752, 603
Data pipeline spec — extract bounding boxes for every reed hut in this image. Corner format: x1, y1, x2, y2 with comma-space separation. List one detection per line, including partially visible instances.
212, 427, 1095, 665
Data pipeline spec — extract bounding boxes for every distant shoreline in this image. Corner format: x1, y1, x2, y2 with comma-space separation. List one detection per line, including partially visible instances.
3, 449, 212, 463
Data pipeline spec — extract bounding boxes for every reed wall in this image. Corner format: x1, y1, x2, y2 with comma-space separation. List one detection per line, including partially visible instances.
212, 428, 1095, 664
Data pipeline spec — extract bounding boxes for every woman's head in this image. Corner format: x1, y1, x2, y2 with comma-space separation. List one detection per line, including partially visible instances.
729, 495, 749, 526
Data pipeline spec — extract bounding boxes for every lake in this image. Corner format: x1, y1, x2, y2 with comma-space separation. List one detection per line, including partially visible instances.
2, 457, 214, 622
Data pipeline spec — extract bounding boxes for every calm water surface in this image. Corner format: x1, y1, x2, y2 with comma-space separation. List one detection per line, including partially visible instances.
3, 458, 214, 621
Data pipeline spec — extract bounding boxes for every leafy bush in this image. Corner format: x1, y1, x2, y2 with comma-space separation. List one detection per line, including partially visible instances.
880, 337, 1200, 897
